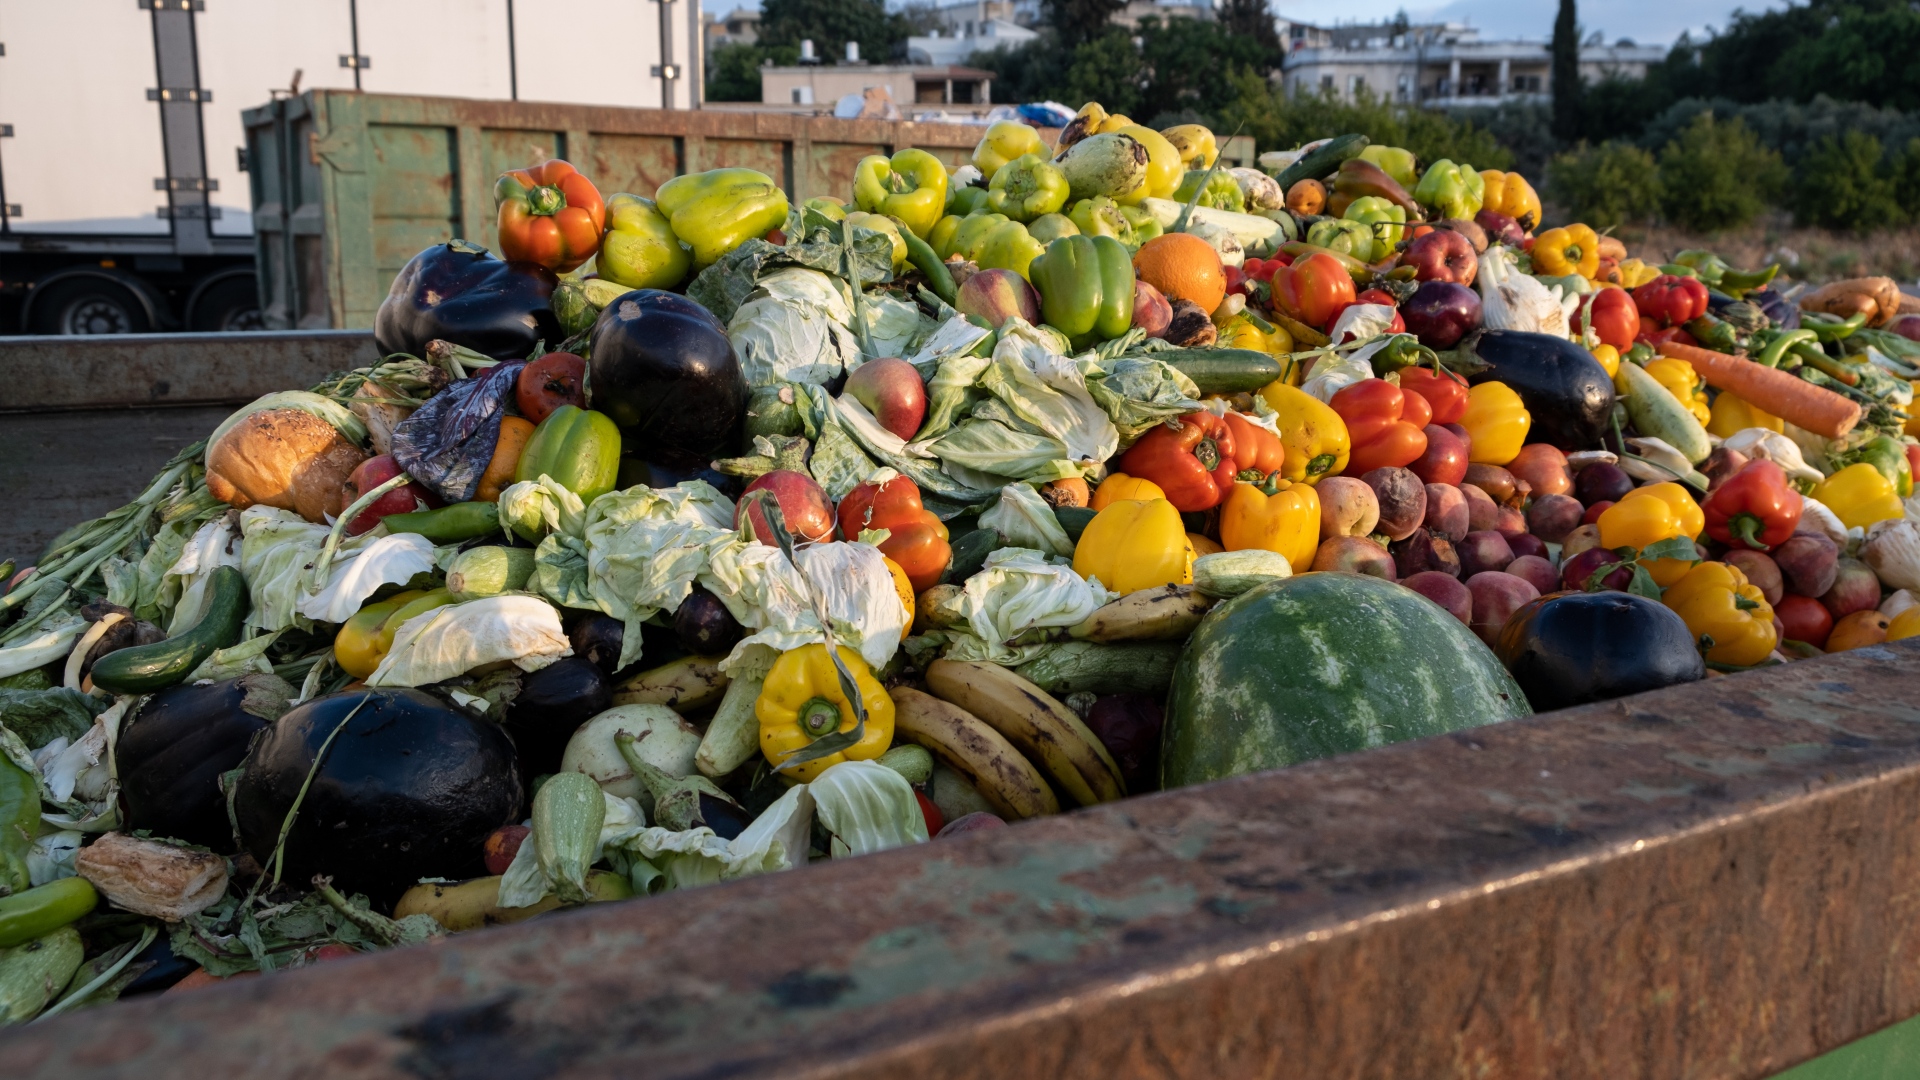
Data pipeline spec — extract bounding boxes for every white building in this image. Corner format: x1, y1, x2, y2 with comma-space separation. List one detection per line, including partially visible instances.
1280, 22, 1666, 107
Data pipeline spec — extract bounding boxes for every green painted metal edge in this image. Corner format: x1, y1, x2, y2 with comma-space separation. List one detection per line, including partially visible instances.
1773, 1013, 1920, 1079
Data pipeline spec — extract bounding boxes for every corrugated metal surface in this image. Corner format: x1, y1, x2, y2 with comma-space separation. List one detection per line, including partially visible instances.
3, 640, 1918, 1077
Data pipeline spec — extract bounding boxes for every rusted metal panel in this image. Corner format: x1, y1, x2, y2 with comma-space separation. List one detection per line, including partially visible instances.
4, 642, 1918, 1078
0, 330, 379, 412
586, 132, 682, 199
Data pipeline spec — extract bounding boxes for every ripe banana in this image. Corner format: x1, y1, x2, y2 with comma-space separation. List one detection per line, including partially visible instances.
924, 659, 1126, 805
1068, 584, 1215, 643
613, 654, 729, 710
892, 687, 1058, 820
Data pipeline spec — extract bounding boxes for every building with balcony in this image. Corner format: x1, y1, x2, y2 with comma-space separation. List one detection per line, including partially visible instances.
1279, 22, 1665, 107
761, 62, 996, 107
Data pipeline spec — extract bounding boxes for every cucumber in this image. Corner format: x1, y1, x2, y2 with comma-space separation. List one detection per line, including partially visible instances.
1271, 133, 1369, 191
1013, 641, 1182, 696
1154, 348, 1284, 393
1615, 359, 1711, 465
0, 925, 84, 1023
1053, 506, 1097, 543
384, 502, 501, 544
446, 546, 537, 601
941, 528, 1000, 585
1192, 550, 1293, 598
90, 566, 248, 695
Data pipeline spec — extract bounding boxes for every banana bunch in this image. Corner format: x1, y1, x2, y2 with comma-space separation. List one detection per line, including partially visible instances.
894, 660, 1126, 821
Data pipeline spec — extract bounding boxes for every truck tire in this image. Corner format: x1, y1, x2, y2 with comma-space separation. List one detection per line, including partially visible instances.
186, 273, 264, 332
28, 276, 153, 335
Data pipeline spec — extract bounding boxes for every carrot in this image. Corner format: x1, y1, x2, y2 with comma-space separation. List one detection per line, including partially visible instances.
1657, 341, 1861, 439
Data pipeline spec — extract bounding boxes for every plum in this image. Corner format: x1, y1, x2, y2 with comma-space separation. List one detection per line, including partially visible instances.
1506, 444, 1571, 497
1424, 483, 1470, 539
1821, 557, 1883, 619
1494, 505, 1528, 534
1311, 535, 1397, 580
483, 824, 530, 876
1457, 530, 1516, 577
938, 812, 1008, 838
1525, 493, 1585, 544
1574, 462, 1634, 507
1410, 424, 1470, 485
1724, 549, 1783, 605
1463, 483, 1501, 532
1467, 571, 1541, 647
1403, 571, 1472, 625
1391, 528, 1461, 579
1506, 554, 1560, 596
1317, 476, 1380, 538
1083, 694, 1164, 794
1775, 533, 1840, 597
1561, 546, 1631, 592
1363, 467, 1428, 541
1464, 464, 1519, 505
1560, 524, 1603, 560
1700, 447, 1752, 491
1503, 530, 1549, 561
1582, 500, 1615, 525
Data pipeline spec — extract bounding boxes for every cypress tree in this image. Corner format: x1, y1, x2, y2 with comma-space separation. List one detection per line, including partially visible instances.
1551, 0, 1583, 141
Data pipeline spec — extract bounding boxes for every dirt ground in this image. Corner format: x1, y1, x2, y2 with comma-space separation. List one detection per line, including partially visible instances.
1610, 214, 1920, 291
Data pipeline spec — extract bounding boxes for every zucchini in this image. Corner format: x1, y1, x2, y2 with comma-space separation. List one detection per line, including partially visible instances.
1137, 199, 1290, 257
90, 566, 248, 695
446, 546, 537, 601
1013, 641, 1182, 695
1053, 506, 1097, 543
1154, 348, 1283, 394
384, 501, 501, 544
1271, 133, 1369, 191
0, 925, 84, 1023
531, 772, 604, 904
941, 528, 1000, 585
1614, 360, 1711, 465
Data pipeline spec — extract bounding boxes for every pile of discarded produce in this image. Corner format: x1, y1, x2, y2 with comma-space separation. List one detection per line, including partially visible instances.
2, 104, 1918, 1019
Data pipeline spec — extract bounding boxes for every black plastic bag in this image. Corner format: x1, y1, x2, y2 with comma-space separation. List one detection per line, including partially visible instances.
391, 360, 525, 503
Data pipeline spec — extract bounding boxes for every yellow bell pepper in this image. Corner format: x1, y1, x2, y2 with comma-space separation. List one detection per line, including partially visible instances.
1219, 315, 1267, 352
1532, 223, 1600, 279
1599, 483, 1703, 586
843, 211, 906, 269
333, 589, 430, 679
1161, 124, 1217, 171
1091, 472, 1167, 510
1587, 344, 1621, 379
1073, 498, 1192, 593
597, 193, 691, 290
1219, 476, 1322, 573
654, 168, 790, 270
1256, 380, 1350, 484
1708, 390, 1784, 437
1813, 462, 1906, 530
1479, 169, 1543, 231
1888, 607, 1920, 642
756, 643, 896, 782
854, 148, 949, 239
1615, 258, 1661, 289
1459, 381, 1531, 465
972, 119, 1047, 179
882, 556, 914, 641
1908, 381, 1920, 437
1662, 561, 1778, 666
1113, 125, 1183, 202
1645, 357, 1712, 425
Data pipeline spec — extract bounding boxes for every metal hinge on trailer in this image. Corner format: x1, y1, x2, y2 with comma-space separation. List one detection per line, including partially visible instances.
138, 1, 205, 10
236, 147, 248, 172
154, 177, 218, 192
651, 65, 682, 79
148, 88, 212, 103
156, 205, 222, 220
339, 54, 371, 70
2, 205, 20, 219
0, 125, 12, 137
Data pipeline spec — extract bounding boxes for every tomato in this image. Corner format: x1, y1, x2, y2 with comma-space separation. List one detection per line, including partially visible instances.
1329, 379, 1428, 474
1631, 274, 1710, 328
1271, 252, 1356, 330
1776, 594, 1833, 649
1398, 366, 1471, 425
836, 474, 953, 591
1355, 287, 1397, 308
1223, 264, 1248, 295
516, 352, 587, 424
1582, 287, 1638, 351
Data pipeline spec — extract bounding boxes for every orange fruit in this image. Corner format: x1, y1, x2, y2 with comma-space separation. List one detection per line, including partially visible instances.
1133, 233, 1226, 315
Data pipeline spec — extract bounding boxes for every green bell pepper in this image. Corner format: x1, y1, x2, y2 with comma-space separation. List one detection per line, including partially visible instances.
948, 186, 991, 216
1029, 235, 1135, 350
1343, 195, 1406, 263
802, 196, 848, 221
985, 154, 1071, 223
1411, 159, 1485, 221
928, 214, 964, 259
1305, 217, 1376, 261
937, 212, 1011, 261
844, 211, 906, 269
1028, 212, 1079, 245
655, 168, 790, 270
974, 219, 1047, 281
1172, 169, 1245, 212
598, 193, 691, 290
854, 148, 949, 239
1118, 205, 1162, 250
1835, 434, 1916, 498
972, 119, 1047, 179
515, 405, 623, 503
1068, 197, 1134, 245
1, 754, 36, 896
1357, 145, 1419, 191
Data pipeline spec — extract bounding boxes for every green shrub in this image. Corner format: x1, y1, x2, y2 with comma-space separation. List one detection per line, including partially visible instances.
1656, 113, 1784, 232
1218, 76, 1513, 170
1544, 141, 1662, 229
1892, 138, 1920, 209
1792, 132, 1906, 231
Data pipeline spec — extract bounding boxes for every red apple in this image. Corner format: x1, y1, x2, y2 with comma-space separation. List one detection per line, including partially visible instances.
1401, 229, 1478, 286
1133, 280, 1174, 338
343, 454, 438, 536
956, 267, 1042, 330
844, 357, 928, 441
738, 470, 836, 545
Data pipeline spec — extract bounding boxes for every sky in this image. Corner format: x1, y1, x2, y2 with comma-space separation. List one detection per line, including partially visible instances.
1269, 0, 1791, 46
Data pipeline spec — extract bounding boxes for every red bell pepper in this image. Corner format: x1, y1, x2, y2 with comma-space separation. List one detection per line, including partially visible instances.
836, 475, 953, 592
1631, 274, 1709, 329
1702, 459, 1802, 551
1397, 367, 1470, 425
1223, 411, 1285, 480
1329, 379, 1429, 474
1271, 252, 1356, 331
494, 159, 607, 273
1906, 443, 1920, 483
1636, 323, 1699, 349
1581, 287, 1638, 351
1116, 411, 1239, 512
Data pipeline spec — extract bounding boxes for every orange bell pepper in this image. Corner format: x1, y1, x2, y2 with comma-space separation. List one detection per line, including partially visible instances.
836, 474, 952, 593
1222, 412, 1285, 480
1115, 412, 1239, 512
494, 159, 607, 273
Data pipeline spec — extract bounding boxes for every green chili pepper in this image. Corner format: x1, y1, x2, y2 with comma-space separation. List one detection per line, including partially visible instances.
384, 502, 501, 544
0, 878, 97, 947
1756, 329, 1816, 368
901, 229, 956, 305
1683, 314, 1741, 353
1808, 312, 1868, 342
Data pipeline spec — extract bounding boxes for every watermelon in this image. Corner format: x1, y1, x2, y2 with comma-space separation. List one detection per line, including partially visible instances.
1161, 572, 1531, 788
